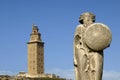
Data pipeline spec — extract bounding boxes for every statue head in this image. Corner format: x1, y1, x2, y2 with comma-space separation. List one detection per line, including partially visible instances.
79, 12, 95, 25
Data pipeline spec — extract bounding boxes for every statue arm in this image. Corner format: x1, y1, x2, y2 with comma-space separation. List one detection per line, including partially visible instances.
73, 25, 82, 67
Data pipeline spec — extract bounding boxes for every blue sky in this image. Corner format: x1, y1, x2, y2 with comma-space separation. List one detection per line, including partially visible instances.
0, 0, 120, 80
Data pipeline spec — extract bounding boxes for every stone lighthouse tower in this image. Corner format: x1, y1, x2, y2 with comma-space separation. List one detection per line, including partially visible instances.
27, 24, 44, 76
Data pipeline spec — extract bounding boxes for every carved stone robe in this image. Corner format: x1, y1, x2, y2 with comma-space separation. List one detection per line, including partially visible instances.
74, 24, 103, 80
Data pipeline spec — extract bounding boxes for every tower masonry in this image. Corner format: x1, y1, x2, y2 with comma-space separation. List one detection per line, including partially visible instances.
27, 24, 44, 76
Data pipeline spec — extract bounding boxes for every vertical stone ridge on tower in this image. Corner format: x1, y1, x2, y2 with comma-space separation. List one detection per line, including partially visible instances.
27, 24, 44, 76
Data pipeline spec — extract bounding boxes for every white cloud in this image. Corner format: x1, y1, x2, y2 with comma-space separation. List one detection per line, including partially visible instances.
103, 70, 120, 80
0, 71, 15, 76
46, 68, 75, 80
46, 68, 120, 80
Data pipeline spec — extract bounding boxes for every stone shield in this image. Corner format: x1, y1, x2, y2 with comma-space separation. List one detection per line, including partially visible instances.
84, 23, 112, 51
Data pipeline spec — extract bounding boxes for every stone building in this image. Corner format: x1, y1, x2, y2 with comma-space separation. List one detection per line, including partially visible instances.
0, 24, 66, 80
27, 24, 44, 76
25, 24, 60, 79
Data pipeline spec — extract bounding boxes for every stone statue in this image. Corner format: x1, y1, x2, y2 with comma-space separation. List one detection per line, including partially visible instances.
73, 12, 112, 80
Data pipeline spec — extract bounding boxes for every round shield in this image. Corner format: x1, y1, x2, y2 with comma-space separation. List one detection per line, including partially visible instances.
84, 23, 112, 51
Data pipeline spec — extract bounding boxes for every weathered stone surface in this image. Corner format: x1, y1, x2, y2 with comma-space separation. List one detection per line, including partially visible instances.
84, 23, 112, 51
27, 24, 44, 75
74, 12, 112, 80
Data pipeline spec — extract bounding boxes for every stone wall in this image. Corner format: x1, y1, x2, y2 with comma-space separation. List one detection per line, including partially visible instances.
0, 75, 66, 80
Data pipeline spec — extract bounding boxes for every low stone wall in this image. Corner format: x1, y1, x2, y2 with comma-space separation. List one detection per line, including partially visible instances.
0, 75, 66, 80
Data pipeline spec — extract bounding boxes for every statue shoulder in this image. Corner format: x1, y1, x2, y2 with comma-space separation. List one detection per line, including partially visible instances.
74, 25, 83, 36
